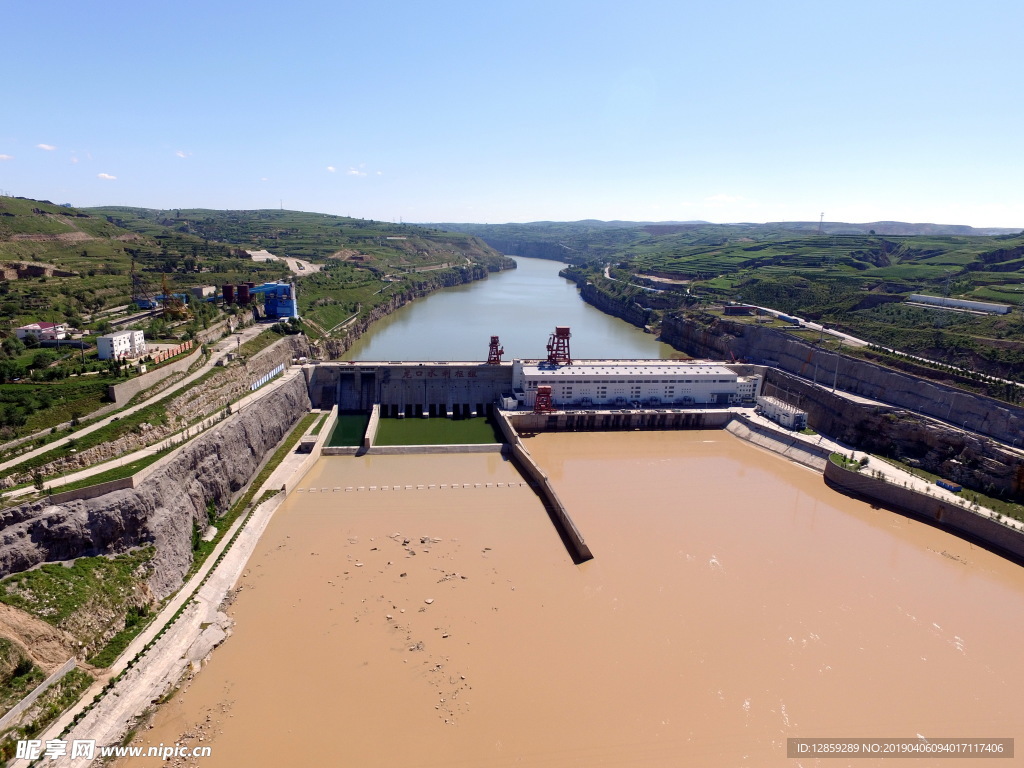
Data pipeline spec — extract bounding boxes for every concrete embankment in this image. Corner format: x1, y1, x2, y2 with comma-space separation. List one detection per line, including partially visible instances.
824, 459, 1024, 562
495, 411, 593, 563
724, 416, 831, 471
664, 315, 1024, 499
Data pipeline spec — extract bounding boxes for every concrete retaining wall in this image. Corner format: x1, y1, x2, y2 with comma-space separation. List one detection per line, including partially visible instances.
0, 657, 76, 730
725, 417, 831, 471
823, 460, 1024, 561
47, 478, 135, 505
194, 310, 254, 346
494, 410, 593, 563
363, 444, 503, 455
364, 403, 380, 449
507, 408, 732, 433
106, 345, 204, 404
279, 407, 336, 494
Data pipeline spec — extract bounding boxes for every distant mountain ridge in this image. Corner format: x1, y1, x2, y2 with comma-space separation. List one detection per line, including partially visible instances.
436, 219, 1020, 237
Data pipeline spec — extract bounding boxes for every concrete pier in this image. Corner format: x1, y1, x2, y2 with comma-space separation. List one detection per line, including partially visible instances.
495, 410, 593, 563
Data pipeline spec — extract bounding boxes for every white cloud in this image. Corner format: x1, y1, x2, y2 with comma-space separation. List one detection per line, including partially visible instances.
705, 193, 743, 204
97, 173, 117, 180
376, 171, 383, 176
175, 150, 190, 158
0, 154, 12, 161
70, 156, 79, 164
326, 166, 336, 173
260, 177, 269, 182
347, 167, 366, 177
37, 143, 57, 151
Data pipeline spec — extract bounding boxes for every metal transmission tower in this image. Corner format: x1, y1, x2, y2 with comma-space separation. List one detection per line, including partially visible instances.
546, 326, 572, 366
817, 212, 825, 235
130, 258, 157, 309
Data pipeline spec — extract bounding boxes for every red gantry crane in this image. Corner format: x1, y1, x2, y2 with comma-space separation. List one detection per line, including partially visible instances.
487, 335, 504, 365
546, 326, 572, 365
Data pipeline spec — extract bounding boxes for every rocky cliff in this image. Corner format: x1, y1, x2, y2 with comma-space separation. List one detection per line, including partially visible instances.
662, 314, 1024, 445
0, 373, 311, 599
760, 367, 1024, 498
475, 239, 570, 262
574, 279, 652, 329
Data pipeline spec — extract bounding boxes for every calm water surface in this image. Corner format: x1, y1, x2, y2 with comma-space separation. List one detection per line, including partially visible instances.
342, 256, 681, 361
129, 434, 1024, 767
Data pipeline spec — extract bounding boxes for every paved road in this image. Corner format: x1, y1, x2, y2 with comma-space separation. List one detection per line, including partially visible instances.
0, 323, 270, 476
1, 366, 305, 502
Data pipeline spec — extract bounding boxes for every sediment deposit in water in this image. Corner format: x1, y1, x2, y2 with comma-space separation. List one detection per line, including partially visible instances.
127, 434, 1024, 767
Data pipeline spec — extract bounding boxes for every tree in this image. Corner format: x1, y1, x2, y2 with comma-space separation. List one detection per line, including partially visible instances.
0, 336, 24, 359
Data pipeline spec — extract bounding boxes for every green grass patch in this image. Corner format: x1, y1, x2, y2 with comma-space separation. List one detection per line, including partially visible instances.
309, 413, 327, 435
87, 604, 153, 667
236, 328, 281, 358
0, 548, 154, 628
50, 447, 172, 493
829, 453, 867, 471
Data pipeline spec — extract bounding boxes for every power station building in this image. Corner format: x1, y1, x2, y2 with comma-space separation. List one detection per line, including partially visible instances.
510, 360, 761, 409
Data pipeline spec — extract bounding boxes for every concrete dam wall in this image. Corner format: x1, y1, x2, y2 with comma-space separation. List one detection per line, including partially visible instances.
307, 361, 514, 414
0, 374, 311, 599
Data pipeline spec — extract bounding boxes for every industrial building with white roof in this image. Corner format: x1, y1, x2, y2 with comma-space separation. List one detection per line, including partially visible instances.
510, 359, 761, 409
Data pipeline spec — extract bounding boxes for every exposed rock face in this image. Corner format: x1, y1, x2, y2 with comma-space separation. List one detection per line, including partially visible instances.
662, 314, 1024, 445
576, 282, 652, 328
0, 374, 311, 599
477, 239, 569, 262
761, 367, 1024, 498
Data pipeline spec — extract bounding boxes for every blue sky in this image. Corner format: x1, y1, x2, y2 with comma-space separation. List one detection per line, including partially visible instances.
2, 0, 1022, 227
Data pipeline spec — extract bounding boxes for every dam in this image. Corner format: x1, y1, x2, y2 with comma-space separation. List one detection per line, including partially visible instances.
12, 255, 1024, 766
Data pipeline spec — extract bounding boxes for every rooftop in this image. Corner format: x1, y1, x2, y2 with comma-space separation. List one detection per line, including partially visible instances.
519, 361, 736, 377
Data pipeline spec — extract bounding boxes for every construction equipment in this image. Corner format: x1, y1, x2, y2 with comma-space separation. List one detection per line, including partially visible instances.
546, 326, 572, 366
130, 258, 158, 309
487, 335, 504, 365
161, 274, 191, 320
533, 385, 556, 413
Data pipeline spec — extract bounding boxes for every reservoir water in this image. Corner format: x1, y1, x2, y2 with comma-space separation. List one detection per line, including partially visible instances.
129, 434, 1024, 767
342, 256, 681, 361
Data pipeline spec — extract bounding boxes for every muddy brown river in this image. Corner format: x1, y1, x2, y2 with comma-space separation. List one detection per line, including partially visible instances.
125, 432, 1024, 766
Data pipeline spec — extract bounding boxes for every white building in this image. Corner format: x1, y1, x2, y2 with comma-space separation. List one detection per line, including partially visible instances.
15, 322, 67, 341
97, 329, 147, 361
756, 395, 808, 430
510, 360, 761, 409
907, 294, 1011, 315
190, 285, 217, 299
